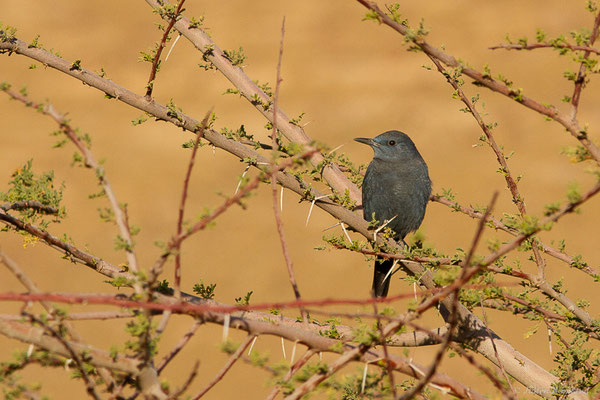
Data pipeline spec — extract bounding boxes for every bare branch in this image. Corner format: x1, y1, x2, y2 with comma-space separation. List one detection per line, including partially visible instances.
192, 334, 256, 399
270, 17, 305, 318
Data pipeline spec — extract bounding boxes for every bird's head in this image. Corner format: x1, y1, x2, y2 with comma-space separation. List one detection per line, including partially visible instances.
354, 130, 420, 163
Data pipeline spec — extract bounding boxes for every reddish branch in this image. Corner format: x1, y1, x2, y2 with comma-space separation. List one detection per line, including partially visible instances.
570, 9, 600, 119
144, 0, 186, 99
490, 42, 600, 55
270, 18, 305, 317
172, 111, 209, 295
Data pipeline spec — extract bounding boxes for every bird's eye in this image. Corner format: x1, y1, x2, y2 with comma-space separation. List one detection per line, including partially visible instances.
388, 140, 396, 146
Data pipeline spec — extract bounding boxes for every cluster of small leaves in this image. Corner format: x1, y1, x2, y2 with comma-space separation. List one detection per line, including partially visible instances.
114, 224, 140, 252
550, 328, 599, 394
319, 317, 341, 339
165, 99, 184, 123
105, 275, 136, 289
124, 314, 159, 358
351, 322, 380, 346
562, 145, 593, 163
28, 34, 42, 49
198, 44, 216, 71
0, 23, 17, 43
268, 360, 393, 399
335, 152, 367, 186
188, 15, 205, 29
131, 114, 149, 126
193, 280, 216, 299
331, 189, 357, 210
156, 279, 174, 295
234, 290, 253, 306
249, 92, 273, 111
323, 367, 393, 399
405, 18, 429, 49
223, 46, 246, 67
322, 233, 369, 254
0, 349, 65, 398
456, 271, 502, 309
153, 2, 184, 20
0, 160, 65, 228
220, 125, 261, 148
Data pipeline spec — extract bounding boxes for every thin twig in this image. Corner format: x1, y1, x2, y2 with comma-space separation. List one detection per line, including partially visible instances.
192, 334, 256, 399
489, 42, 600, 55
271, 17, 304, 320
157, 319, 203, 373
24, 313, 103, 400
372, 302, 397, 398
168, 360, 199, 399
264, 349, 315, 400
172, 110, 211, 296
569, 9, 600, 120
145, 0, 186, 100
479, 299, 516, 395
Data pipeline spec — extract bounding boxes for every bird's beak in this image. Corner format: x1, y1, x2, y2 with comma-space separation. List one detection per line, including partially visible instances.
354, 137, 378, 147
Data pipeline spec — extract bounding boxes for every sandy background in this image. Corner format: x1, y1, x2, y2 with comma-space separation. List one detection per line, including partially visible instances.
1, 1, 599, 398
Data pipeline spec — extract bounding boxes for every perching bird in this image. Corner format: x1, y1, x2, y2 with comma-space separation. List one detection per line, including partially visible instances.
354, 130, 431, 297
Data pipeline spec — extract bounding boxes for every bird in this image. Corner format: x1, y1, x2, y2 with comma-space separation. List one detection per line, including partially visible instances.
354, 130, 431, 297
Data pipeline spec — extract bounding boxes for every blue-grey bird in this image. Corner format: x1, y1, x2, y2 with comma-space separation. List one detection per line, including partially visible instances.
354, 130, 431, 297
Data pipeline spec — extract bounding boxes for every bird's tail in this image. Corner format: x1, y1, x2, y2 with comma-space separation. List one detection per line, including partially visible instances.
372, 259, 394, 297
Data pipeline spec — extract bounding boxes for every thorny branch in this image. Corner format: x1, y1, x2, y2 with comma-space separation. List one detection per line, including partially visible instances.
144, 0, 186, 100
1, 86, 142, 291
354, 0, 600, 163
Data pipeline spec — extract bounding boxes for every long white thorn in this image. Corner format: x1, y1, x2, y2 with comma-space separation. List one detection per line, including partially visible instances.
327, 143, 344, 155
340, 222, 352, 243
361, 362, 369, 394
373, 215, 397, 241
165, 34, 181, 61
323, 222, 341, 231
382, 259, 400, 285
248, 336, 258, 356
281, 337, 287, 360
234, 165, 250, 195
222, 314, 230, 342
305, 194, 332, 227
290, 340, 298, 365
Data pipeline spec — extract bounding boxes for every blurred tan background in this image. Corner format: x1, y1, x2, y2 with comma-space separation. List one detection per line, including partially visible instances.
1, 1, 599, 398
